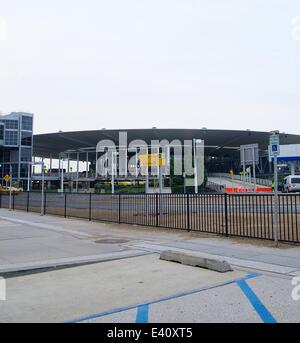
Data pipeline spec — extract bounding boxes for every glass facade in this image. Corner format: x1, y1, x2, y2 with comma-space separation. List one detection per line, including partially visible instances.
0, 124, 4, 141
20, 147, 32, 162
5, 120, 18, 130
0, 112, 33, 189
5, 131, 18, 145
21, 131, 32, 146
22, 116, 33, 131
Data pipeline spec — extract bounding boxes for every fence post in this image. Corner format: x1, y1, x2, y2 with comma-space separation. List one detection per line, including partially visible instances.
13, 192, 15, 210
27, 192, 29, 212
118, 193, 121, 224
89, 192, 92, 221
156, 193, 159, 227
187, 193, 190, 232
224, 193, 229, 237
64, 192, 67, 218
44, 192, 47, 215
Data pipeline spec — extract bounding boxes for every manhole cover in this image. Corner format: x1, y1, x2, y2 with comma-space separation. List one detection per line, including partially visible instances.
94, 238, 129, 244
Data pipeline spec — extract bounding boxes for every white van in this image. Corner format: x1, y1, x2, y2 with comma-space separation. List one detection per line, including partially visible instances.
282, 175, 300, 193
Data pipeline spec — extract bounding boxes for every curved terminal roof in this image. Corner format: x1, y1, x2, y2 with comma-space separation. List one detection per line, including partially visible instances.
33, 128, 300, 159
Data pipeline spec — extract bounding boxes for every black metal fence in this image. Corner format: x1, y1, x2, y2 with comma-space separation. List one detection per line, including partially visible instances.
0, 192, 299, 243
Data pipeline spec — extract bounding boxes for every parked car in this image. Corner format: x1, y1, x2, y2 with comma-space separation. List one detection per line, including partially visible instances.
0, 186, 23, 194
282, 175, 300, 193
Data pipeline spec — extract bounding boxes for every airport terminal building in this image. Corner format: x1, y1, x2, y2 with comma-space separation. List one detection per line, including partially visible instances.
32, 128, 300, 192
0, 112, 33, 190
1, 112, 300, 192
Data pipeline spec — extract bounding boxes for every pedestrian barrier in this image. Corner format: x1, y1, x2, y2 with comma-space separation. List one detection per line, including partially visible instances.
226, 187, 273, 193
0, 192, 299, 243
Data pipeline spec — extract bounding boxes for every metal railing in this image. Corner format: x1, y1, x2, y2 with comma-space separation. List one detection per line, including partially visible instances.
209, 172, 272, 186
0, 192, 299, 243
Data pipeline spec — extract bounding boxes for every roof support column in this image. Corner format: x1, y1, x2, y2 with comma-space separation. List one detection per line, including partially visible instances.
86, 152, 89, 178
49, 154, 52, 173
32, 156, 36, 176
27, 161, 31, 191
67, 154, 70, 173
95, 150, 98, 177
289, 162, 296, 175
58, 158, 61, 179
60, 158, 64, 193
76, 152, 79, 192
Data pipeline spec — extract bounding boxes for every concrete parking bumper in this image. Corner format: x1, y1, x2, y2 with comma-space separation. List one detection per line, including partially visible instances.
160, 250, 232, 272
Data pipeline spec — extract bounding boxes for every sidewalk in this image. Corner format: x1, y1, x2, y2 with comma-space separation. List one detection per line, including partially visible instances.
0, 208, 300, 276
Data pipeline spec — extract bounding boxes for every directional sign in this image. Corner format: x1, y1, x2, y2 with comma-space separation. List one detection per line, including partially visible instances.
139, 153, 165, 167
240, 144, 259, 164
3, 175, 10, 183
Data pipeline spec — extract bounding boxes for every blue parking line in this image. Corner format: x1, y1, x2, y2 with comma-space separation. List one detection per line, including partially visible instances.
236, 279, 277, 323
67, 272, 260, 323
135, 304, 149, 323
244, 272, 260, 280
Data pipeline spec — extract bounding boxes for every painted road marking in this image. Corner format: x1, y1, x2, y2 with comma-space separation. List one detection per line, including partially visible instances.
67, 272, 261, 323
135, 304, 149, 323
236, 279, 277, 323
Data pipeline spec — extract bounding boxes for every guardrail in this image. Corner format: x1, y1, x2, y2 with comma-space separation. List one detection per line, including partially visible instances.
206, 181, 226, 193
0, 192, 299, 243
209, 173, 272, 186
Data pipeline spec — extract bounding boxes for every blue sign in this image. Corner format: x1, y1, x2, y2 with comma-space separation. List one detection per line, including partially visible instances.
272, 144, 278, 152
269, 134, 280, 158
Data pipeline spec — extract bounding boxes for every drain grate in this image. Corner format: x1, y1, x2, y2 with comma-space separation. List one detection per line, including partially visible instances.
94, 238, 129, 244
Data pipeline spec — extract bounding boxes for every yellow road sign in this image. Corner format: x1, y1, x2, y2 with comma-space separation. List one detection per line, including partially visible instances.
3, 175, 10, 183
139, 153, 165, 167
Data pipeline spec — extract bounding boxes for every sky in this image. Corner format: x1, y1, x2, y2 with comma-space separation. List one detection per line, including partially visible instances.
0, 0, 300, 135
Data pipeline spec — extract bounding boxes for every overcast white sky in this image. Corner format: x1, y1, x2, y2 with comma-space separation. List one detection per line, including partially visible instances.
0, 0, 300, 134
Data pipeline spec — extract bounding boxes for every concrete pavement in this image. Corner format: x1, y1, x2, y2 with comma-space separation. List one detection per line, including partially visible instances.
0, 212, 147, 274
0, 208, 300, 275
0, 254, 299, 323
0, 255, 246, 322
0, 208, 300, 323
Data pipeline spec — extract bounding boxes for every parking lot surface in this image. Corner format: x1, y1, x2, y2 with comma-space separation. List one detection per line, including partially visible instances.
0, 209, 300, 323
